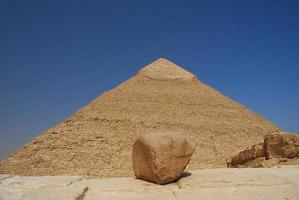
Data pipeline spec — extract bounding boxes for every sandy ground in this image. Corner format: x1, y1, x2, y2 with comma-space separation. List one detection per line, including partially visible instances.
1, 166, 298, 200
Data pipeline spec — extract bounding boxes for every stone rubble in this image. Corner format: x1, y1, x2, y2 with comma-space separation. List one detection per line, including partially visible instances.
228, 132, 299, 168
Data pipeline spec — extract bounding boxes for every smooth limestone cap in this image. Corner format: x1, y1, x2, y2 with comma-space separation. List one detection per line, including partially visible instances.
138, 58, 197, 81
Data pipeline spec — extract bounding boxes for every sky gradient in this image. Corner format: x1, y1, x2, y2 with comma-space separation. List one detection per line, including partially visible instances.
0, 0, 298, 160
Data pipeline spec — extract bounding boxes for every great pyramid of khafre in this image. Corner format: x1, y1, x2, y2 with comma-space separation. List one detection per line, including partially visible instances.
0, 58, 281, 177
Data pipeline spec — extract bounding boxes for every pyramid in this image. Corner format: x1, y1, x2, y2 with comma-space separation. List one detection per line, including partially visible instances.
0, 58, 280, 177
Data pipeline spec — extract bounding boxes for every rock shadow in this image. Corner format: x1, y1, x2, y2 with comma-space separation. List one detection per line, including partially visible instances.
178, 171, 192, 180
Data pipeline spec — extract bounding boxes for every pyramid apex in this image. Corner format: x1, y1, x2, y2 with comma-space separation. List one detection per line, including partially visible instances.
138, 58, 197, 81
155, 57, 171, 62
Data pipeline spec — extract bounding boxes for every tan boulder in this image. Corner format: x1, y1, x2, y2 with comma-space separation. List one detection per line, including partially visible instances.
229, 143, 264, 167
264, 133, 299, 159
132, 132, 195, 184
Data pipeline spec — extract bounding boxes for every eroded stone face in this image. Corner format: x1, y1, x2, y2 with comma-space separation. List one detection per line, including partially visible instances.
264, 133, 299, 159
229, 143, 264, 167
132, 132, 195, 184
228, 132, 299, 168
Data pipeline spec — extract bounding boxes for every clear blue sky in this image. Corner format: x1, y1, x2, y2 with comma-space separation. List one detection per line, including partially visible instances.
0, 0, 298, 160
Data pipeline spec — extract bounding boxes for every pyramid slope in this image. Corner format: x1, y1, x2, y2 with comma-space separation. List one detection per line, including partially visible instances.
0, 58, 280, 177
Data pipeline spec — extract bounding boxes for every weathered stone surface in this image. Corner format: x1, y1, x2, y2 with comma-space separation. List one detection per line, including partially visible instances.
132, 132, 195, 184
174, 167, 299, 200
228, 132, 299, 168
1, 166, 299, 200
176, 167, 294, 189
0, 176, 86, 200
71, 177, 177, 192
240, 157, 266, 168
229, 143, 264, 167
264, 133, 299, 159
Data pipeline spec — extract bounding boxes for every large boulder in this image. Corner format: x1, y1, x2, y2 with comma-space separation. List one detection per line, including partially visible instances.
264, 133, 299, 159
132, 132, 195, 184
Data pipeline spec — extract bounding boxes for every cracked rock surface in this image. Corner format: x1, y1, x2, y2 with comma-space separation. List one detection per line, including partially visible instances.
1, 166, 299, 200
133, 131, 195, 184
